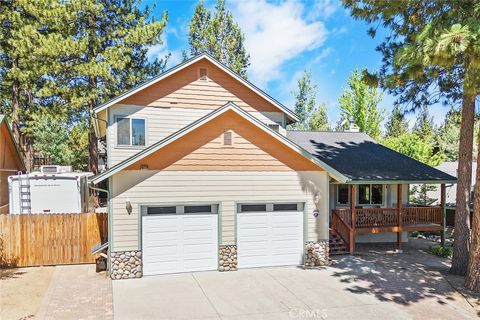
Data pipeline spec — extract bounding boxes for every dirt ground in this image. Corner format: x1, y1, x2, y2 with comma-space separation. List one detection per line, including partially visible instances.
0, 266, 55, 320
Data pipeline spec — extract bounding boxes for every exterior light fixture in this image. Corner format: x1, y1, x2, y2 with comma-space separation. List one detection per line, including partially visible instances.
126, 200, 132, 215
313, 209, 319, 218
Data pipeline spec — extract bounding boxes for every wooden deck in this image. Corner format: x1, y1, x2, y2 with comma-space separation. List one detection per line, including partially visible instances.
330, 183, 446, 254
331, 206, 445, 254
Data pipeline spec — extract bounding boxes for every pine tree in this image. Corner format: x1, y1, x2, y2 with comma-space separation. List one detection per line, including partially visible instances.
289, 71, 317, 130
413, 106, 435, 139
188, 0, 250, 77
0, 0, 74, 170
437, 109, 462, 161
309, 103, 331, 131
338, 68, 384, 140
56, 0, 168, 174
385, 105, 409, 138
343, 1, 480, 282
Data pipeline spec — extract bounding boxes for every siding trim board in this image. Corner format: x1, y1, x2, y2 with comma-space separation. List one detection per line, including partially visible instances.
91, 102, 347, 184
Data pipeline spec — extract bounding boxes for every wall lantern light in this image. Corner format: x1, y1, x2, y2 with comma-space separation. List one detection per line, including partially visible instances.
126, 200, 132, 215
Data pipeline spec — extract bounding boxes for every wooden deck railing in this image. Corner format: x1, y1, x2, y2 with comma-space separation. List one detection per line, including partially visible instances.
331, 206, 444, 254
333, 206, 443, 229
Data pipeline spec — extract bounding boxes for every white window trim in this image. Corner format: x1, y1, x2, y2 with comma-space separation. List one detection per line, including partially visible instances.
357, 184, 386, 206
114, 115, 147, 148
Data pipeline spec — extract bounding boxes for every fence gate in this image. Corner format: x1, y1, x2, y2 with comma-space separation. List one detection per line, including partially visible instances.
0, 213, 107, 267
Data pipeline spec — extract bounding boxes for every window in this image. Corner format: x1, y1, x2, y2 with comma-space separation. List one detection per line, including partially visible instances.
116, 117, 146, 146
358, 184, 383, 205
147, 206, 176, 214
337, 184, 349, 204
273, 203, 298, 211
240, 204, 267, 212
184, 205, 212, 214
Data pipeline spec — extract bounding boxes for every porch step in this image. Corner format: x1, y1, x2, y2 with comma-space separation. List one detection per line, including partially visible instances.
329, 231, 349, 256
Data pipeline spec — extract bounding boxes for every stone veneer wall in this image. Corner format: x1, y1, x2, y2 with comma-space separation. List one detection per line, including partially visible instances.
304, 241, 329, 267
110, 250, 142, 279
219, 245, 237, 271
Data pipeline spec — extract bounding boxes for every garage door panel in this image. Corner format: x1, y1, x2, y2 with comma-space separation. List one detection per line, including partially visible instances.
238, 209, 303, 269
142, 213, 218, 276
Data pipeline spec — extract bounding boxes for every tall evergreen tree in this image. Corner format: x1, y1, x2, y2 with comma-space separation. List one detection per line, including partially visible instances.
0, 0, 74, 170
343, 1, 480, 282
309, 103, 331, 131
413, 106, 435, 138
188, 0, 250, 77
385, 105, 409, 138
437, 108, 462, 161
56, 0, 168, 174
338, 68, 384, 140
289, 71, 317, 130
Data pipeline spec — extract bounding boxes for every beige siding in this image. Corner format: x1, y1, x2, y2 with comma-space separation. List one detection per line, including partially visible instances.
120, 59, 283, 114
108, 105, 284, 166
111, 171, 329, 252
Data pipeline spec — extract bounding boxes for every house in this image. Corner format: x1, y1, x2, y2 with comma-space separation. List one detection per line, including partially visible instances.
430, 161, 474, 225
90, 53, 456, 279
0, 115, 26, 213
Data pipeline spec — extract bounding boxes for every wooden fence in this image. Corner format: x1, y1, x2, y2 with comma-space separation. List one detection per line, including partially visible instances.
0, 212, 107, 267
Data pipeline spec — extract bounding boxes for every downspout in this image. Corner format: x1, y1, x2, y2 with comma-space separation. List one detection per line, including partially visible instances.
89, 184, 111, 275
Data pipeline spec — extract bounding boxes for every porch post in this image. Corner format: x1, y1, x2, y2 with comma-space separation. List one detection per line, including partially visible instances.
397, 184, 403, 251
349, 184, 356, 254
440, 183, 446, 247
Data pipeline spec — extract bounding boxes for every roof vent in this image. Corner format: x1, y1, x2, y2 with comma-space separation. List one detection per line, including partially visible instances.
345, 123, 360, 133
40, 165, 72, 174
199, 68, 208, 80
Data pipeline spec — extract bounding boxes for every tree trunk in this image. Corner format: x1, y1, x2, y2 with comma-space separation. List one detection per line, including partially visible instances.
450, 94, 475, 276
87, 12, 98, 175
466, 131, 480, 291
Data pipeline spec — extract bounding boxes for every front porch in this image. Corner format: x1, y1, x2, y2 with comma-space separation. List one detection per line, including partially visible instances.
330, 184, 447, 254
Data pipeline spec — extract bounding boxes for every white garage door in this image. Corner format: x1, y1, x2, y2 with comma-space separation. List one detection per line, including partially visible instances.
142, 205, 218, 276
237, 203, 304, 268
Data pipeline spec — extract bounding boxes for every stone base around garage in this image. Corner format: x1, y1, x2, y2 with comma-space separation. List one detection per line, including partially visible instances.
110, 250, 142, 280
304, 241, 329, 267
219, 245, 237, 271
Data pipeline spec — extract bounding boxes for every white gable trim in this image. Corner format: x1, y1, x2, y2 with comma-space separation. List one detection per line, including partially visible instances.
93, 53, 299, 122
90, 102, 347, 184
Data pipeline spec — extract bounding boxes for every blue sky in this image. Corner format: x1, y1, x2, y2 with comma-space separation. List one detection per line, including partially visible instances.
142, 0, 450, 128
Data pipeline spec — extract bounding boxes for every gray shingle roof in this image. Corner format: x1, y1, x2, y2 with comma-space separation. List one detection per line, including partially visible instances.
287, 130, 456, 183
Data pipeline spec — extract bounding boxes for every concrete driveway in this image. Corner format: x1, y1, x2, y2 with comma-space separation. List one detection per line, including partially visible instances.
113, 266, 412, 320
113, 240, 479, 320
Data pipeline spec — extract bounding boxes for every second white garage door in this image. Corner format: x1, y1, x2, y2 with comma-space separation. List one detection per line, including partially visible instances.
237, 203, 304, 268
142, 205, 218, 276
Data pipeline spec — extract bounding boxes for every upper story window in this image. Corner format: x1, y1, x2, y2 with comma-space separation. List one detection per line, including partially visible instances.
116, 116, 146, 146
358, 184, 383, 205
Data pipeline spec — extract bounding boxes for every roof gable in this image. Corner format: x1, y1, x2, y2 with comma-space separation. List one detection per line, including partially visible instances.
91, 103, 345, 184
93, 53, 298, 122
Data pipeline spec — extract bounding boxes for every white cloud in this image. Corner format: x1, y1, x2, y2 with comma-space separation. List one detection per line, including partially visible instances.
231, 0, 329, 87
146, 34, 183, 70
308, 0, 339, 20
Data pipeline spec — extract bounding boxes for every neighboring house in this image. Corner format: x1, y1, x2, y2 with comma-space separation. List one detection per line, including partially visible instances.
91, 53, 456, 280
0, 115, 25, 213
430, 161, 474, 225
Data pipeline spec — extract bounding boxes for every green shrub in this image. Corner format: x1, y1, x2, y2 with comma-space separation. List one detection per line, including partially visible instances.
430, 245, 453, 258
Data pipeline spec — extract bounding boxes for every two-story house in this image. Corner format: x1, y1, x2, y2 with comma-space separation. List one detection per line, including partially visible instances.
91, 53, 455, 280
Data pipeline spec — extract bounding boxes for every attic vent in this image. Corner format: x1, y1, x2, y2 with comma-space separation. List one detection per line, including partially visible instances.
199, 68, 208, 80
223, 131, 232, 146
